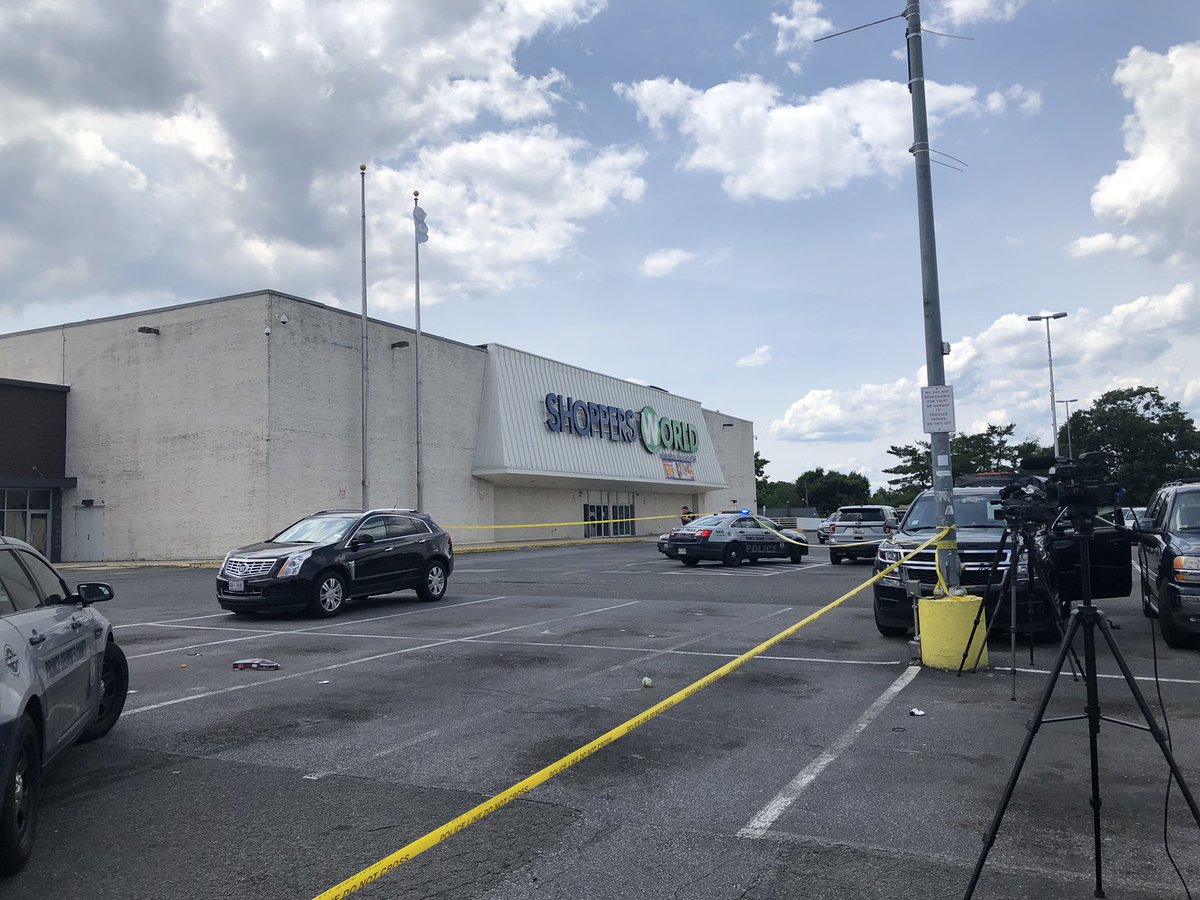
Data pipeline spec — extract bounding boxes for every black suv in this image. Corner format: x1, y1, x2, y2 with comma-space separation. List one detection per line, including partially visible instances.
1140, 480, 1200, 648
216, 509, 453, 618
873, 478, 1132, 639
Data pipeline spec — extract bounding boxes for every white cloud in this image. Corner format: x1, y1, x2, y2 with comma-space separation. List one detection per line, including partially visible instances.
770, 283, 1200, 446
0, 0, 627, 314
641, 248, 695, 277
1086, 42, 1200, 264
772, 1, 835, 53
616, 75, 1010, 202
736, 345, 772, 368
1068, 232, 1149, 258
935, 0, 1032, 28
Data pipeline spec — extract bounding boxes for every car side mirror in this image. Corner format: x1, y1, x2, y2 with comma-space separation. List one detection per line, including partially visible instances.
76, 582, 114, 605
350, 533, 375, 549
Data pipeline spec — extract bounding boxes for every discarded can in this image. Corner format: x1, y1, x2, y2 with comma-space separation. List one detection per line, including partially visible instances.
233, 658, 281, 671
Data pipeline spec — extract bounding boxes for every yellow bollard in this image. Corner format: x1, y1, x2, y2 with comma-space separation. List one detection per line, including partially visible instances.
919, 594, 988, 670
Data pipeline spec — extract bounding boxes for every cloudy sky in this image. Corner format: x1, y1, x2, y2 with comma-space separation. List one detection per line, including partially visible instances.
3, 1, 1199, 489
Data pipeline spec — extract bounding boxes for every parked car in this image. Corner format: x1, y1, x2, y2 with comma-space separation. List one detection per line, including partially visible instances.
217, 509, 453, 617
0, 534, 127, 875
1139, 480, 1200, 648
827, 505, 899, 565
817, 514, 837, 544
872, 487, 1051, 638
665, 512, 808, 566
656, 533, 677, 558
1123, 506, 1151, 530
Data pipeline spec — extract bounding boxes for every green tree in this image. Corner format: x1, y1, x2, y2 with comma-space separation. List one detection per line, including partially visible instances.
797, 467, 870, 514
1068, 386, 1200, 503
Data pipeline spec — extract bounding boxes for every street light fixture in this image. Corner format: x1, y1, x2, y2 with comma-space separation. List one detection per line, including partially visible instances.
1056, 398, 1078, 458
1027, 312, 1068, 457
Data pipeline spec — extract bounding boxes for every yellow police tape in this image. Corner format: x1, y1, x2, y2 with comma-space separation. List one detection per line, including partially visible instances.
310, 528, 950, 900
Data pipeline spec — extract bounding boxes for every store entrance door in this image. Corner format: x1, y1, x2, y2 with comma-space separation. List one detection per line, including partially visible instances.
583, 492, 635, 538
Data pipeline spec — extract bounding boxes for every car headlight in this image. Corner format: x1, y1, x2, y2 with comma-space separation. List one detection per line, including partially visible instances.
279, 550, 313, 577
877, 545, 903, 564
1174, 556, 1200, 584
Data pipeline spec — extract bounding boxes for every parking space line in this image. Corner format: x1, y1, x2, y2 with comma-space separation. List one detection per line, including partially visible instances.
124, 594, 515, 660
114, 612, 232, 629
123, 598, 639, 716
1014, 665, 1200, 687
738, 665, 922, 839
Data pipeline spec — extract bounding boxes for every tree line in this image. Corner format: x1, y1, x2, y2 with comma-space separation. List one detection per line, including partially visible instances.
756, 386, 1200, 513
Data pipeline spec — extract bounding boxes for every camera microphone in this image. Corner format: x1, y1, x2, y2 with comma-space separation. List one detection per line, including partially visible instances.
1020, 456, 1059, 471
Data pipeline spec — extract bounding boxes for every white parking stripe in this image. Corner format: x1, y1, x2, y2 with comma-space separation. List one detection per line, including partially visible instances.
123, 599, 639, 715
738, 665, 922, 838
115, 612, 232, 629
124, 594, 513, 660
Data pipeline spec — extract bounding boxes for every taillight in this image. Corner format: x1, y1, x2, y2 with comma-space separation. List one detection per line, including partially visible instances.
696, 529, 712, 538
830, 525, 836, 534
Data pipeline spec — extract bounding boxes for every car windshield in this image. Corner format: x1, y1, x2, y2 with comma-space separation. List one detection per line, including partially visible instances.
905, 493, 1004, 530
1170, 495, 1200, 531
687, 515, 725, 528
274, 515, 359, 543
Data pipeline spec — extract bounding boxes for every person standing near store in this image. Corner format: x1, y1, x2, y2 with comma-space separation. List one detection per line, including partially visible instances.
680, 505, 695, 524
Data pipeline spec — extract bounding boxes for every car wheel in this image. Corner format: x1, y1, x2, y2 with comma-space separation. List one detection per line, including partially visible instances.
1159, 607, 1190, 649
874, 608, 908, 638
680, 557, 700, 567
722, 543, 744, 567
789, 549, 806, 564
0, 714, 39, 876
308, 571, 348, 617
77, 642, 129, 744
829, 552, 842, 565
417, 560, 448, 602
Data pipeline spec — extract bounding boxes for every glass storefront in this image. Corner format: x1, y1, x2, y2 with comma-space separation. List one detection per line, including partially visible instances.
2, 489, 52, 555
583, 491, 635, 538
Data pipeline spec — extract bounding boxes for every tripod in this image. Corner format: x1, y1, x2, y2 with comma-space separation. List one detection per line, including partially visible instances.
963, 513, 1200, 899
956, 522, 1081, 694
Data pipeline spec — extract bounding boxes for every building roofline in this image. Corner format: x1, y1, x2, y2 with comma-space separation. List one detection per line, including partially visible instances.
0, 376, 69, 392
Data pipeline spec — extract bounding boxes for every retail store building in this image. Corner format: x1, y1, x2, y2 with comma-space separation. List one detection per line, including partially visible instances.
0, 290, 754, 562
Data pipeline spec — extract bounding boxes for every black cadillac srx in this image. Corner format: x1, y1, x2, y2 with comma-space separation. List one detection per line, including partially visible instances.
216, 509, 453, 618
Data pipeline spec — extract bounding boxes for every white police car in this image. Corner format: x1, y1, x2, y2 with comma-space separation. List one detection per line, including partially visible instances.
0, 534, 127, 875
665, 510, 809, 567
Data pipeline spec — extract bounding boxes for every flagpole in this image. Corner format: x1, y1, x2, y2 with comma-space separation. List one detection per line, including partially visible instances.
413, 191, 423, 512
359, 163, 370, 510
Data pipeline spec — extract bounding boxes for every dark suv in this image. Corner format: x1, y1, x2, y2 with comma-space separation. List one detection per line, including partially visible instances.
1140, 480, 1200, 648
216, 509, 453, 618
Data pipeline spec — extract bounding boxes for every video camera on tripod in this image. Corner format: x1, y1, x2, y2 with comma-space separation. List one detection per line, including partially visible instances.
1010, 452, 1132, 605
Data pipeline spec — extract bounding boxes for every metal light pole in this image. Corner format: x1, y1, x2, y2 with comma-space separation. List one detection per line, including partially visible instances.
907, 1, 961, 592
1028, 312, 1067, 457
413, 192, 426, 512
1057, 398, 1078, 459
359, 164, 370, 509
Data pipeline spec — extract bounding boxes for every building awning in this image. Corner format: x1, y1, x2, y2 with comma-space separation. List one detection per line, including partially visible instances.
0, 476, 77, 489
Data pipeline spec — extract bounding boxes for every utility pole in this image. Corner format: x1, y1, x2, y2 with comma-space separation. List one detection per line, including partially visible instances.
359, 164, 370, 510
906, 1, 961, 592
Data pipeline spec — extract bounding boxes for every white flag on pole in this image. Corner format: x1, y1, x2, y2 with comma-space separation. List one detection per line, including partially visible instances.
413, 205, 429, 244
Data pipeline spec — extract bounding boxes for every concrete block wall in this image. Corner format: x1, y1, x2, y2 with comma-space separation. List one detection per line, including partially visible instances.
702, 409, 756, 515
0, 294, 271, 560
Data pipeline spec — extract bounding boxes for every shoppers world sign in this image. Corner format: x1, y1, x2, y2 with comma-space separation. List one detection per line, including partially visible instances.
543, 393, 699, 453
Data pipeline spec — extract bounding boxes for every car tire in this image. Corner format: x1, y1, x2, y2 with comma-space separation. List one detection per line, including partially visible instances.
789, 549, 806, 564
680, 557, 700, 567
722, 543, 744, 567
874, 608, 908, 638
1159, 606, 1190, 649
0, 714, 39, 876
417, 560, 448, 602
308, 571, 348, 617
77, 642, 129, 744
829, 552, 843, 565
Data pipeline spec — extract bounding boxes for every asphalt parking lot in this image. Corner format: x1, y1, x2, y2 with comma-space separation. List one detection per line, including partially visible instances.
12, 542, 1200, 900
